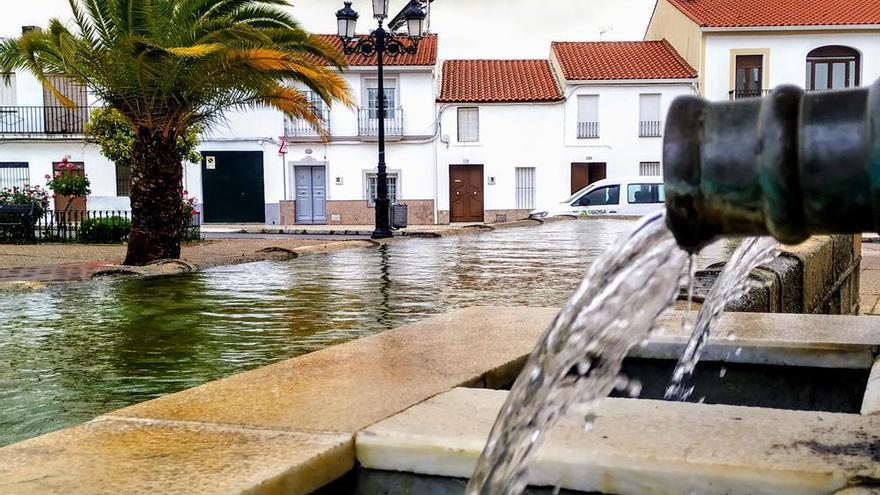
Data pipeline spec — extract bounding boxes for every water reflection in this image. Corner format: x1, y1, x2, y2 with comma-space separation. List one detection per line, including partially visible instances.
0, 219, 728, 445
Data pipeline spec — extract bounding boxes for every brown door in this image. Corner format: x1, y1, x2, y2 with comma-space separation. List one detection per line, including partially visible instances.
449, 165, 484, 222
571, 163, 607, 194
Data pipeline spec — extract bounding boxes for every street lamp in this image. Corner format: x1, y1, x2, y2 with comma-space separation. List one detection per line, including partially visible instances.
336, 0, 426, 239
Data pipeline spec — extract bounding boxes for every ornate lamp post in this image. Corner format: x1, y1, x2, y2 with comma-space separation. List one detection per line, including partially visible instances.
336, 0, 426, 239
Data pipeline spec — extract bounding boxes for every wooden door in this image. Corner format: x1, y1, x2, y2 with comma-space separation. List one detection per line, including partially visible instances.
449, 165, 484, 222
571, 163, 607, 194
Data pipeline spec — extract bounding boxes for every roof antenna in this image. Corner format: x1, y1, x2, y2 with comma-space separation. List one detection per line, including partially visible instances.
599, 26, 613, 41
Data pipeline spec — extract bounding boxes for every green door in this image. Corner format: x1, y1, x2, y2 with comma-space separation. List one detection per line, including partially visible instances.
201, 151, 265, 223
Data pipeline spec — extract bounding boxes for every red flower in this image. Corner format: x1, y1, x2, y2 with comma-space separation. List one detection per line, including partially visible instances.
44, 174, 51, 179
183, 190, 189, 195
54, 171, 61, 178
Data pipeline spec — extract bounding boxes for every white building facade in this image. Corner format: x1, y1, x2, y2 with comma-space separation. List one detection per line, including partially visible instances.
646, 0, 880, 102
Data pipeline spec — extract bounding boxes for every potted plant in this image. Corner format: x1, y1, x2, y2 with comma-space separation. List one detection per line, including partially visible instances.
45, 157, 90, 220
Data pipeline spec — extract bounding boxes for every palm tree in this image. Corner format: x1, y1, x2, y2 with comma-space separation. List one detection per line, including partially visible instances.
0, 0, 352, 265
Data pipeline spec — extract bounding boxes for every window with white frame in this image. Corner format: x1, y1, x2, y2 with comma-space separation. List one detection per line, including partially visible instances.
515, 167, 536, 209
365, 78, 397, 118
0, 162, 29, 189
639, 94, 662, 137
457, 107, 479, 142
0, 72, 15, 106
577, 95, 599, 138
367, 172, 399, 206
639, 161, 662, 177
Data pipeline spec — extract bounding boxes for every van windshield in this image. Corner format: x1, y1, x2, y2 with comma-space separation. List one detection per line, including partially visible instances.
564, 185, 593, 203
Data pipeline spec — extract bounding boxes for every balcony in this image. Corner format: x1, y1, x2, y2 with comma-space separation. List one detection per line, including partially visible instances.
639, 120, 663, 138
358, 108, 403, 138
0, 106, 89, 135
728, 89, 771, 101
577, 121, 600, 139
284, 108, 330, 140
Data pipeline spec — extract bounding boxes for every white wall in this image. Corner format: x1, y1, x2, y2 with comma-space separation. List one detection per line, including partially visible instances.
562, 82, 695, 177
703, 31, 880, 101
285, 141, 436, 202
436, 103, 565, 212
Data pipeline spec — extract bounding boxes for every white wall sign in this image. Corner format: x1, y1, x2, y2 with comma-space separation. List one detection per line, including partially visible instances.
205, 156, 216, 170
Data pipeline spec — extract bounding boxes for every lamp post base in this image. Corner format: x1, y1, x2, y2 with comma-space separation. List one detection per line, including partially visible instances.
372, 197, 394, 239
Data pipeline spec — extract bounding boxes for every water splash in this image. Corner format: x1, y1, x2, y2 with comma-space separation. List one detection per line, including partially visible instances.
664, 236, 779, 401
466, 212, 689, 495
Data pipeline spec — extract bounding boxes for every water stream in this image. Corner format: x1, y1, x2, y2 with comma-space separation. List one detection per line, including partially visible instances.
466, 212, 689, 494
466, 218, 777, 495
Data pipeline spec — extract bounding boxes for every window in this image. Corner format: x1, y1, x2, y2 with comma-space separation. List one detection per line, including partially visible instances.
734, 55, 764, 99
515, 167, 535, 209
575, 185, 619, 207
366, 78, 397, 118
639, 94, 662, 137
0, 162, 28, 189
0, 72, 15, 106
367, 173, 399, 206
639, 161, 662, 177
457, 107, 479, 142
577, 95, 599, 138
807, 46, 860, 91
116, 163, 131, 197
627, 183, 665, 204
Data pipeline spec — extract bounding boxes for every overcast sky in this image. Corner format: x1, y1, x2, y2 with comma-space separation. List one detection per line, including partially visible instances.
1, 0, 657, 59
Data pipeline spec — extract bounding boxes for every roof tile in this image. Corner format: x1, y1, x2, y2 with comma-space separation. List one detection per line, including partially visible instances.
666, 0, 880, 28
437, 59, 564, 103
551, 40, 697, 81
315, 34, 437, 66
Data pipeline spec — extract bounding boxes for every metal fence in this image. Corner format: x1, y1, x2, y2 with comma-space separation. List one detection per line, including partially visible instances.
728, 89, 771, 100
0, 106, 89, 135
577, 121, 600, 139
0, 210, 202, 243
358, 108, 404, 137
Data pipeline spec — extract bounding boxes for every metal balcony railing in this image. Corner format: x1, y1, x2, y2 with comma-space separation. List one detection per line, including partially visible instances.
0, 106, 89, 135
284, 108, 330, 138
577, 121, 600, 139
639, 120, 663, 137
728, 89, 771, 100
358, 107, 403, 137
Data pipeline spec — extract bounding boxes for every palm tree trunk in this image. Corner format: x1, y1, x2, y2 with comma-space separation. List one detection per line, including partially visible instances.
123, 129, 185, 266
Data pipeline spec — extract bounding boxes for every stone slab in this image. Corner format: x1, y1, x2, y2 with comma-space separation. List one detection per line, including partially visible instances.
358, 387, 880, 495
110, 306, 558, 434
640, 311, 880, 369
0, 417, 352, 495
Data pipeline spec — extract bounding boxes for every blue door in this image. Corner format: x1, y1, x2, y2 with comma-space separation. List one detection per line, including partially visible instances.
295, 166, 326, 224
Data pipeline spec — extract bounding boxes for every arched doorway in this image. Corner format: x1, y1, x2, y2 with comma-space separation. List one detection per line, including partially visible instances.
806, 46, 860, 91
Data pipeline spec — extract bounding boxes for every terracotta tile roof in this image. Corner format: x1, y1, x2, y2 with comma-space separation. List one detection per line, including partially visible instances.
437, 60, 564, 103
666, 0, 880, 28
315, 34, 437, 66
551, 40, 697, 81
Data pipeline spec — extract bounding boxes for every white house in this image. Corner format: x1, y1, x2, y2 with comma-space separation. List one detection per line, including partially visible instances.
435, 41, 696, 222
645, 0, 880, 101
277, 34, 439, 225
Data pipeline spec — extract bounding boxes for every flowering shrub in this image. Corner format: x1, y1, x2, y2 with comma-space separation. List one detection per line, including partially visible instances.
180, 191, 201, 242
45, 157, 91, 199
80, 216, 131, 243
0, 184, 50, 216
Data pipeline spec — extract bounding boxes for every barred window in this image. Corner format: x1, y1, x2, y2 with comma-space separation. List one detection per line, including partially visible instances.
639, 161, 662, 177
0, 162, 29, 189
367, 173, 398, 206
116, 163, 131, 196
515, 167, 535, 209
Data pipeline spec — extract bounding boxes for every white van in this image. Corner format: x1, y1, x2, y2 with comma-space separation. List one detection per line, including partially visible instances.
529, 176, 665, 219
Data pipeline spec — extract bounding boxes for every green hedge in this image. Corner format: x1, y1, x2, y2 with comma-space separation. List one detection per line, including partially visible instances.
79, 216, 131, 244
